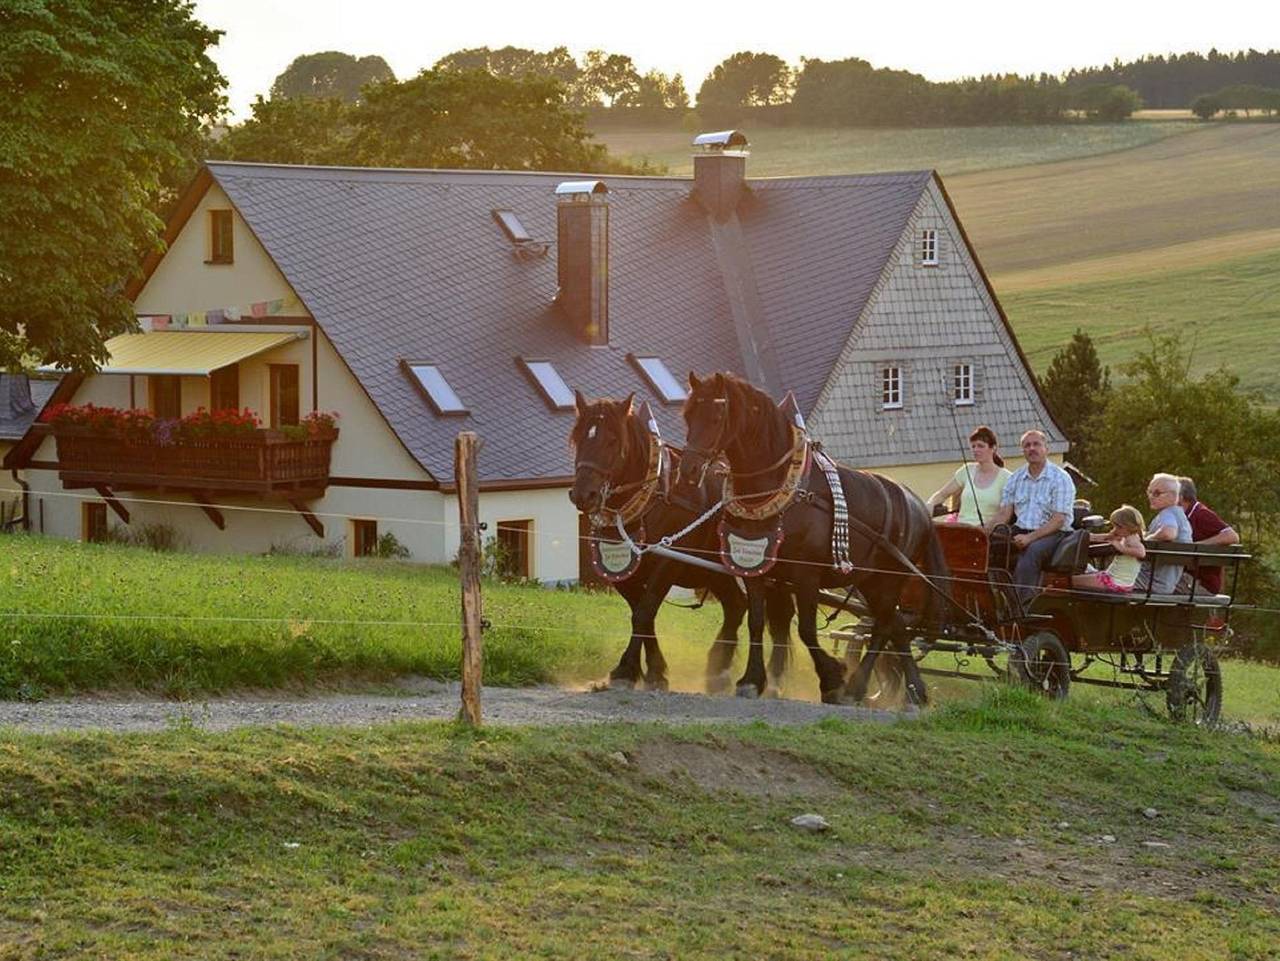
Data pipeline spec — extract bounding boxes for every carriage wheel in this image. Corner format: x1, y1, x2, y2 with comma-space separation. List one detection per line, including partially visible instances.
1167, 639, 1222, 726
1010, 631, 1071, 700
845, 640, 905, 706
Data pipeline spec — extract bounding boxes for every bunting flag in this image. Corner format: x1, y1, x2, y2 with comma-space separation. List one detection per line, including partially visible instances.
138, 292, 305, 330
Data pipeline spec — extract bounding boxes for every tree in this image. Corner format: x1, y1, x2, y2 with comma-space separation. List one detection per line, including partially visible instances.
269, 51, 394, 103
0, 0, 225, 371
1073, 83, 1143, 120
696, 52, 792, 124
348, 69, 635, 172
1041, 330, 1111, 471
207, 96, 354, 165
579, 50, 641, 108
1190, 93, 1222, 119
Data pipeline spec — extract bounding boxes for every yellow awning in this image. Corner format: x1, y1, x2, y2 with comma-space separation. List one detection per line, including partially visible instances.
96, 330, 305, 376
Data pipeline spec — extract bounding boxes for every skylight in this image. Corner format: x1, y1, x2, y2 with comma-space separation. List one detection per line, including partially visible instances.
629, 354, 686, 404
492, 209, 532, 244
519, 359, 574, 411
403, 361, 466, 415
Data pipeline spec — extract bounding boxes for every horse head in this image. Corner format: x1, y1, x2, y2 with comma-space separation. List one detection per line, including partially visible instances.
675, 371, 734, 493
568, 389, 636, 515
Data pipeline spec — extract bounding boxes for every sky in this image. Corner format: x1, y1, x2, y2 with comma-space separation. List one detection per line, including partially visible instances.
194, 0, 1277, 120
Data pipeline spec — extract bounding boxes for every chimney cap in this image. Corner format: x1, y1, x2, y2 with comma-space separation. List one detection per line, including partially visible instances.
555, 180, 609, 197
693, 130, 749, 151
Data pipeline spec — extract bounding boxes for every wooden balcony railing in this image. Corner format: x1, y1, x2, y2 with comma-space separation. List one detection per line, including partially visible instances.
53, 426, 337, 495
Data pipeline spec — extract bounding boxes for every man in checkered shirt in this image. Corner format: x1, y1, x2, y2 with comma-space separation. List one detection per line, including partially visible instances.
985, 429, 1076, 607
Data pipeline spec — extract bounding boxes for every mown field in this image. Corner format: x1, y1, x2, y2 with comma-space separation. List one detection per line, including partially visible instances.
594, 121, 1195, 178
4, 536, 1279, 732
2, 689, 1278, 959
1003, 247, 1280, 398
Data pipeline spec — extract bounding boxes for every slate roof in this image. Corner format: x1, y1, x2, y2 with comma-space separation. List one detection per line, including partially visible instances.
207, 161, 934, 485
0, 375, 58, 442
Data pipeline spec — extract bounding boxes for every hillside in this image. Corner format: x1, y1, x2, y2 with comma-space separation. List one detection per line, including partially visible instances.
594, 121, 1194, 178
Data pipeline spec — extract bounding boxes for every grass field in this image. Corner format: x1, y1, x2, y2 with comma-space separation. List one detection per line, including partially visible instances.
5, 536, 1279, 731
2, 689, 1277, 959
1002, 247, 1280, 398
594, 122, 1195, 178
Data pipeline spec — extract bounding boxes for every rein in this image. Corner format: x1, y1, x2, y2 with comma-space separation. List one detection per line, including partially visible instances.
586, 430, 666, 529
722, 424, 810, 522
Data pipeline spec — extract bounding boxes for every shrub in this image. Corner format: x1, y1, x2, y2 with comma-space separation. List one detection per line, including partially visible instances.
104, 522, 187, 552
374, 531, 411, 560
280, 410, 340, 441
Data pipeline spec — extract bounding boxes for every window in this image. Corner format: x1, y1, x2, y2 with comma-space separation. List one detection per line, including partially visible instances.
496, 519, 532, 579
208, 209, 234, 264
351, 519, 378, 557
150, 375, 181, 420
210, 365, 239, 411
270, 365, 300, 428
920, 228, 938, 266
519, 359, 574, 411
881, 366, 902, 410
403, 361, 467, 415
953, 363, 974, 406
492, 209, 532, 244
628, 354, 686, 404
82, 502, 108, 543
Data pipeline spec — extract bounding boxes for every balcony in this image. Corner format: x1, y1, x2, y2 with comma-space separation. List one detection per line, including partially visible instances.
53, 426, 337, 496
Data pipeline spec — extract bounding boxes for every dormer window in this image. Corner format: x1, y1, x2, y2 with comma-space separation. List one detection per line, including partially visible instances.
881, 365, 902, 410
492, 209, 532, 244
953, 363, 974, 406
628, 354, 686, 404
403, 361, 467, 416
920, 229, 938, 266
208, 209, 234, 264
519, 358, 574, 411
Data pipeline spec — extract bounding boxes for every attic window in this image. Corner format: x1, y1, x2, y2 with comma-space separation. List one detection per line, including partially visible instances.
953, 363, 974, 406
492, 209, 532, 244
628, 354, 686, 404
519, 358, 574, 411
402, 361, 467, 416
920, 229, 938, 266
208, 209, 234, 264
881, 366, 903, 410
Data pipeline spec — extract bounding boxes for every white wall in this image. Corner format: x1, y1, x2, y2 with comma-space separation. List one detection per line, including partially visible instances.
441, 487, 582, 583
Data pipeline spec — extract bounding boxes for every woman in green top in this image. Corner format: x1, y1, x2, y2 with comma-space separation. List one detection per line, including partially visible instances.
926, 426, 1013, 527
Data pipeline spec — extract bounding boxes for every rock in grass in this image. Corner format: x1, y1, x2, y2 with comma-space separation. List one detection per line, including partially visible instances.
1142, 840, 1171, 849
608, 751, 629, 766
1142, 807, 1159, 820
790, 814, 830, 833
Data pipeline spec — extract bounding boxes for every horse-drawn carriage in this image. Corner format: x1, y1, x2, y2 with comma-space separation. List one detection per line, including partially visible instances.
835, 520, 1248, 725
570, 374, 1248, 725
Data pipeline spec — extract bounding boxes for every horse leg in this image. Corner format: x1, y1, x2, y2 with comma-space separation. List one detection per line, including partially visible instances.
764, 585, 794, 698
704, 575, 746, 694
842, 584, 895, 704
636, 562, 676, 692
889, 609, 928, 707
735, 580, 768, 698
605, 579, 646, 689
793, 578, 846, 704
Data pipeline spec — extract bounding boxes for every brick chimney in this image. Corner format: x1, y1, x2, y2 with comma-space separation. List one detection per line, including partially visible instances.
692, 130, 749, 223
555, 180, 609, 346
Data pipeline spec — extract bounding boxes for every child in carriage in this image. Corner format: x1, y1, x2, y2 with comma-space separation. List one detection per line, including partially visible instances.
1072, 505, 1146, 593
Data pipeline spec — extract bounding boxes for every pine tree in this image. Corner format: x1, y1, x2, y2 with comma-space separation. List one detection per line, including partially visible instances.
1041, 329, 1111, 470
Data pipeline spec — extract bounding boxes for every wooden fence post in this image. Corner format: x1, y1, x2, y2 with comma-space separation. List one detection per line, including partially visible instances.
455, 431, 483, 726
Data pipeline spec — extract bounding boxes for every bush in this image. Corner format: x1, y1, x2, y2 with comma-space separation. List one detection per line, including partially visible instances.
104, 522, 187, 553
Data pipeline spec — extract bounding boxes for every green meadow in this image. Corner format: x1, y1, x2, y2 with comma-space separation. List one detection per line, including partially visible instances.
2, 689, 1277, 959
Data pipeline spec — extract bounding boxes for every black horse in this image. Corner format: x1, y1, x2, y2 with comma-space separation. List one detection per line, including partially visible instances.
569, 391, 793, 693
675, 372, 950, 704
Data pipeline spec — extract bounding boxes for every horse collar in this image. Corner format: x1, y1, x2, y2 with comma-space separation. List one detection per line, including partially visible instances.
590, 431, 665, 530
722, 425, 811, 522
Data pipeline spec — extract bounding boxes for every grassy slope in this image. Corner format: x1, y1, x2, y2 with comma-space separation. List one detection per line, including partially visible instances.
1001, 247, 1280, 398
594, 122, 1194, 178
5, 536, 1280, 730
1, 690, 1277, 959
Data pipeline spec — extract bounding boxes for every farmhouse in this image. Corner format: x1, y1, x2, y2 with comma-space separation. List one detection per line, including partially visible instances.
5, 133, 1065, 581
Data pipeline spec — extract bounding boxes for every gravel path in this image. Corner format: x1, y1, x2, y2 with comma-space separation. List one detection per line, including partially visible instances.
0, 680, 905, 734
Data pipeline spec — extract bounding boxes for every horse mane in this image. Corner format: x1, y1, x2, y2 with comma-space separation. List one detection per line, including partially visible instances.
719, 372, 792, 462
569, 395, 645, 470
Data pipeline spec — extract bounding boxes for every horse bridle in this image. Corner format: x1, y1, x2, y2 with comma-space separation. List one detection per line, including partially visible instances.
681, 396, 730, 488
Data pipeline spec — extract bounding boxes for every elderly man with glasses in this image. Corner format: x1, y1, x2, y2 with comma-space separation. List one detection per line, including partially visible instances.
1134, 472, 1193, 593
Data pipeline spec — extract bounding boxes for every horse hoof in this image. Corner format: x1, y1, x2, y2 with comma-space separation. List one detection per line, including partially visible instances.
820, 688, 844, 705
735, 683, 761, 700
644, 676, 669, 692
763, 684, 782, 699
607, 676, 637, 691
706, 670, 733, 695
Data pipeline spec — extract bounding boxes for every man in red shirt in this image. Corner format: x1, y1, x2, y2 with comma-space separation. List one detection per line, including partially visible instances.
1178, 476, 1240, 594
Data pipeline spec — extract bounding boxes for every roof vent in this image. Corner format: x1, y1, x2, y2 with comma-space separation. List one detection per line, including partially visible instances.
555, 180, 609, 199
691, 130, 749, 223
693, 129, 750, 153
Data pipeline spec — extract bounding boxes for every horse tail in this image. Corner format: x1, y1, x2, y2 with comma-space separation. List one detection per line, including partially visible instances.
919, 522, 952, 631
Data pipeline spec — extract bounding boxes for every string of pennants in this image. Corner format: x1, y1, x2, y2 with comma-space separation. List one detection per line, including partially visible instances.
141, 294, 303, 330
